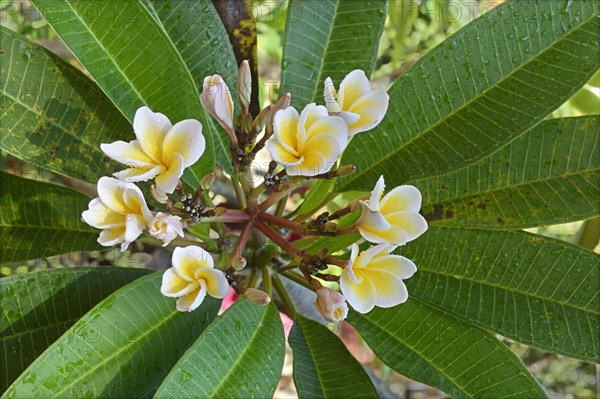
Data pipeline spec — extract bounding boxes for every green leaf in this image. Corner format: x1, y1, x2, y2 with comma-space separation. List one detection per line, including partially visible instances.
414, 116, 600, 228
30, 0, 215, 186
4, 272, 220, 398
294, 212, 360, 255
348, 300, 546, 399
399, 226, 600, 363
280, 0, 389, 109
292, 179, 336, 220
155, 299, 285, 398
289, 315, 378, 399
0, 171, 101, 263
0, 27, 128, 183
0, 267, 151, 392
142, 0, 237, 170
339, 0, 600, 191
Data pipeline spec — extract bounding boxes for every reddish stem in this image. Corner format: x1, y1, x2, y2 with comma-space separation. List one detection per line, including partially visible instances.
258, 212, 305, 233
254, 220, 300, 257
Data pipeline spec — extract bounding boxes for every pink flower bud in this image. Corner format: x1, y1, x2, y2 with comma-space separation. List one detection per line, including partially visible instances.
314, 287, 348, 323
149, 212, 184, 246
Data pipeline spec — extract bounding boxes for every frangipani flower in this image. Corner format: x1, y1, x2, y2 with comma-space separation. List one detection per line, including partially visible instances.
315, 287, 348, 323
265, 104, 348, 176
358, 176, 428, 245
200, 74, 234, 132
324, 70, 389, 136
149, 212, 184, 246
340, 244, 416, 313
82, 177, 153, 251
101, 106, 205, 194
160, 246, 230, 312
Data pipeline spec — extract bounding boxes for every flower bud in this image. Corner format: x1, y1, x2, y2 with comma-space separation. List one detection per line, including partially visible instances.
336, 165, 356, 177
243, 288, 271, 305
149, 212, 184, 246
324, 222, 339, 233
200, 74, 234, 133
213, 207, 227, 217
230, 255, 247, 271
265, 93, 291, 140
253, 104, 274, 134
150, 185, 168, 204
201, 173, 216, 191
237, 60, 252, 114
314, 288, 348, 323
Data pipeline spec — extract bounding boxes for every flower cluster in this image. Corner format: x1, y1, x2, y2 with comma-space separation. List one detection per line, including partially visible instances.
81, 61, 428, 318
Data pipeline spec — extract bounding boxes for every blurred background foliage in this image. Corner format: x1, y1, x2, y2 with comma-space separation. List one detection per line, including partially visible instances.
1, 0, 598, 398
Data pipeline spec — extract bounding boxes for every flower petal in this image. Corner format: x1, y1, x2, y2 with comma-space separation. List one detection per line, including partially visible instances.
359, 225, 409, 246
379, 185, 422, 214
97, 227, 126, 247
340, 271, 377, 314
304, 114, 348, 147
303, 134, 344, 166
201, 75, 234, 131
121, 214, 146, 251
176, 282, 207, 312
82, 198, 125, 229
358, 202, 391, 232
369, 175, 385, 210
163, 119, 205, 167
338, 70, 371, 110
133, 106, 172, 164
288, 151, 328, 176
161, 268, 197, 297
385, 212, 428, 241
97, 177, 130, 214
323, 78, 341, 114
172, 245, 214, 281
100, 140, 155, 167
265, 137, 303, 166
353, 243, 393, 269
113, 165, 164, 183
155, 153, 184, 194
346, 90, 389, 135
298, 103, 329, 149
338, 111, 361, 127
368, 254, 417, 280
122, 185, 153, 222
195, 268, 230, 298
273, 106, 300, 154
367, 270, 409, 308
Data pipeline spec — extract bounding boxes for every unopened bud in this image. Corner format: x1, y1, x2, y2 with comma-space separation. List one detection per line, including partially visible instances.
275, 182, 291, 192
213, 207, 227, 217
350, 201, 362, 213
253, 104, 273, 134
243, 288, 271, 305
150, 185, 168, 204
201, 173, 216, 190
336, 165, 356, 177
237, 60, 252, 114
324, 222, 339, 233
231, 256, 247, 271
265, 93, 291, 139
200, 74, 234, 134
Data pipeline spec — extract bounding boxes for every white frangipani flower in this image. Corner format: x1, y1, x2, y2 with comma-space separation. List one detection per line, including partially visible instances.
358, 175, 428, 245
324, 70, 389, 136
101, 106, 205, 194
200, 74, 234, 132
160, 246, 230, 312
314, 287, 348, 323
340, 244, 417, 313
82, 177, 153, 251
265, 103, 348, 176
149, 212, 184, 246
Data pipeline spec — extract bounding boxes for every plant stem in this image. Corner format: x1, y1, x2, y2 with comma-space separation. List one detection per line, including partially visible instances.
232, 221, 253, 261
280, 270, 314, 291
254, 221, 300, 257
259, 190, 288, 211
275, 194, 288, 216
232, 174, 248, 209
272, 274, 296, 318
258, 212, 305, 233
247, 266, 259, 288
261, 265, 272, 296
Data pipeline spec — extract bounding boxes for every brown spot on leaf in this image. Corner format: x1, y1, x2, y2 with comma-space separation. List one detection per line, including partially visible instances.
476, 202, 488, 210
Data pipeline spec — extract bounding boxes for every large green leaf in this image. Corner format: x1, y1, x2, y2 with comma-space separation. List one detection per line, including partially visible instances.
3, 273, 220, 398
142, 0, 237, 170
348, 300, 546, 399
339, 0, 600, 191
280, 0, 389, 109
289, 315, 378, 399
400, 226, 600, 363
0, 27, 127, 182
155, 299, 285, 398
414, 116, 600, 228
0, 172, 101, 263
0, 267, 151, 392
31, 0, 215, 185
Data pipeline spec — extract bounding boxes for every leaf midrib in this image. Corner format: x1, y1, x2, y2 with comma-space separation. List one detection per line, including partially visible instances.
340, 8, 599, 189
422, 166, 599, 208
49, 299, 180, 398
415, 268, 600, 315
209, 305, 274, 397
